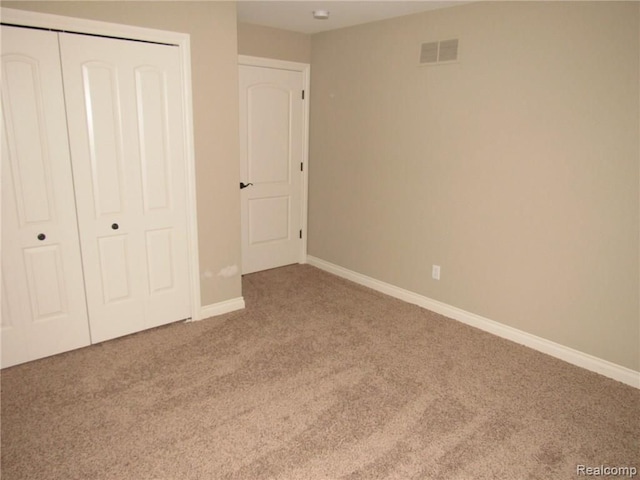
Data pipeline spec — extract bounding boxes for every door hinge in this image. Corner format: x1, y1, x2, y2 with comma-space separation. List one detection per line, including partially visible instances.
299, 230, 302, 239
300, 162, 304, 172
302, 90, 305, 100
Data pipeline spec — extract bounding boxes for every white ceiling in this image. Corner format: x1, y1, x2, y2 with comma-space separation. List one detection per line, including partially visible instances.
236, 1, 467, 35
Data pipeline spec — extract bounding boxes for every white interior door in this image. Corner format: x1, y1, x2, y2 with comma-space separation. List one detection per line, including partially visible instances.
1, 26, 91, 367
239, 65, 305, 274
60, 33, 191, 343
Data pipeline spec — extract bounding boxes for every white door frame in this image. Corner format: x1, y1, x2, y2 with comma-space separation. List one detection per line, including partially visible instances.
238, 55, 310, 265
1, 8, 203, 320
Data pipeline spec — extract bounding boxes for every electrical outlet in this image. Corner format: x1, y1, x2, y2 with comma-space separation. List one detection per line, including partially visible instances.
432, 265, 441, 280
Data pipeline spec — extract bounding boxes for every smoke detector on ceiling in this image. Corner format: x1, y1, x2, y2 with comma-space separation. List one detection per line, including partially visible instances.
313, 10, 330, 20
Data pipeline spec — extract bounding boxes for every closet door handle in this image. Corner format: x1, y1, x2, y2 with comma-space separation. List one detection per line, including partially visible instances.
37, 233, 46, 241
111, 223, 119, 230
240, 182, 253, 190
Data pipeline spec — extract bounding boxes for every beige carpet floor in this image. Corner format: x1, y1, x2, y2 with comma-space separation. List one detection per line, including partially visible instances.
1, 264, 638, 479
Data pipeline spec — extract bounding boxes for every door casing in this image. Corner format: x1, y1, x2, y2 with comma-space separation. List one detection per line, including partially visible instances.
238, 55, 310, 271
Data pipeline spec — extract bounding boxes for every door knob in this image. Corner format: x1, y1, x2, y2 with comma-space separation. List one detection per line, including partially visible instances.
37, 233, 46, 241
111, 223, 119, 230
240, 182, 253, 190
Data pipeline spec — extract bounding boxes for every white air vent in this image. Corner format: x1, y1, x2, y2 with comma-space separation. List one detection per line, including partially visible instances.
419, 38, 459, 65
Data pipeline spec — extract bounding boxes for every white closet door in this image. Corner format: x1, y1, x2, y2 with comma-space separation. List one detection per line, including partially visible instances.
59, 33, 191, 343
1, 26, 90, 367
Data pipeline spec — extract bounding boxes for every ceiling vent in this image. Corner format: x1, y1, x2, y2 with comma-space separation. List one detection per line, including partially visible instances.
419, 38, 459, 65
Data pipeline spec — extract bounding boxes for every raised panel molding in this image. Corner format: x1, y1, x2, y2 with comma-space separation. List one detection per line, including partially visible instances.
2, 55, 54, 225
97, 235, 131, 304
248, 195, 291, 245
136, 66, 171, 212
247, 84, 291, 184
146, 228, 175, 294
23, 246, 68, 321
1, 278, 14, 329
81, 62, 125, 218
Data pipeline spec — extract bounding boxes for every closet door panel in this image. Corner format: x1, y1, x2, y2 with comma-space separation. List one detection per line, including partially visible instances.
81, 62, 126, 217
1, 26, 91, 367
136, 67, 172, 212
60, 33, 191, 343
0, 277, 27, 365
22, 245, 68, 320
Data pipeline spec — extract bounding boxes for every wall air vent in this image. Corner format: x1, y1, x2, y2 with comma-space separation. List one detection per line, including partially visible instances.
419, 41, 439, 64
438, 39, 459, 62
419, 38, 459, 65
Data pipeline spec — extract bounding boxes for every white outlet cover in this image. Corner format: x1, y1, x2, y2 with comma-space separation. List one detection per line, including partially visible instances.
432, 265, 441, 280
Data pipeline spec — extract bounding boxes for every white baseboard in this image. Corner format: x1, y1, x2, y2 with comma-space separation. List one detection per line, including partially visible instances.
306, 256, 640, 389
195, 297, 245, 321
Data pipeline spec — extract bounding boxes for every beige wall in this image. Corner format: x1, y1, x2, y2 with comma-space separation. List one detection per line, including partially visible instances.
309, 2, 640, 370
238, 22, 311, 63
2, 1, 242, 307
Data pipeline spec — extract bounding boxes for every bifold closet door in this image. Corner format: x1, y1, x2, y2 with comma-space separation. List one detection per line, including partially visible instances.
1, 26, 91, 367
59, 33, 191, 344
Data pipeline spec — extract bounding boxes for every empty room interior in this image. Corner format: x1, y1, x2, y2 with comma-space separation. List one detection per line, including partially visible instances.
1, 1, 639, 478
